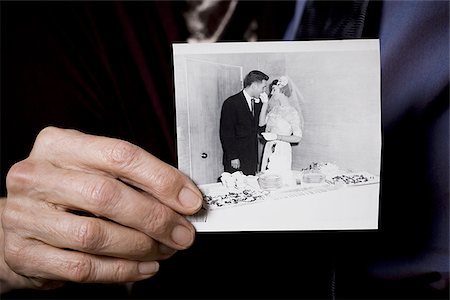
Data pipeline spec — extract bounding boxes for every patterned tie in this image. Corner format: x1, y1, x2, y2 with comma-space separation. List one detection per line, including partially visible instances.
295, 0, 381, 39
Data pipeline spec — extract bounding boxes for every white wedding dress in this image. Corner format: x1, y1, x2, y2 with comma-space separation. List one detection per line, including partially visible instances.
260, 105, 302, 176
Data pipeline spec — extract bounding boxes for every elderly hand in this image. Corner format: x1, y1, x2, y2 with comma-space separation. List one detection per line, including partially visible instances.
1, 127, 202, 292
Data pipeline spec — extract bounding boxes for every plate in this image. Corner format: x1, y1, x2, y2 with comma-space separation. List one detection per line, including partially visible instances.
261, 132, 277, 141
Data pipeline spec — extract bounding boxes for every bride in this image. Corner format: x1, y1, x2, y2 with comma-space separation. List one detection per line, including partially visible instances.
259, 76, 304, 183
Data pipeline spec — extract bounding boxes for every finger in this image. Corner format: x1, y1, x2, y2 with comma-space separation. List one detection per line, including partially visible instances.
6, 160, 195, 250
29, 127, 203, 215
21, 209, 171, 261
5, 238, 159, 284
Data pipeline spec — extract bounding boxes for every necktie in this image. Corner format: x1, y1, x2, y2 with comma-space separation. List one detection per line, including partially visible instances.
295, 0, 380, 39
251, 98, 255, 117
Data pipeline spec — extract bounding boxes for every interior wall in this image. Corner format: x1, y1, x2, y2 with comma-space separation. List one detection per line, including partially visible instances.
176, 50, 381, 176
285, 50, 381, 174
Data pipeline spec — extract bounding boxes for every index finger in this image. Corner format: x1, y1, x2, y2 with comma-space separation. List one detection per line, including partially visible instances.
30, 127, 203, 215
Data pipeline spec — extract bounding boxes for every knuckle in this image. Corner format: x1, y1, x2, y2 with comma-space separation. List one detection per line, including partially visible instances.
3, 243, 22, 270
131, 235, 155, 259
6, 160, 37, 193
104, 140, 141, 171
149, 166, 180, 197
32, 127, 81, 156
34, 126, 62, 148
142, 204, 172, 236
83, 178, 121, 211
66, 256, 92, 282
1, 206, 23, 232
35, 126, 58, 143
74, 219, 103, 252
111, 261, 128, 282
4, 240, 34, 277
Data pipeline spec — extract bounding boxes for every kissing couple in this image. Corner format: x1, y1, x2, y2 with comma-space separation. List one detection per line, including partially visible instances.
219, 70, 304, 183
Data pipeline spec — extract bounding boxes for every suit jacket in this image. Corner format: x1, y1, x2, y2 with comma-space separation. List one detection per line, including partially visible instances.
220, 90, 262, 175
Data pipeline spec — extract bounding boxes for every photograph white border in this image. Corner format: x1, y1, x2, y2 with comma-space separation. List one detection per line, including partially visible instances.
173, 40, 381, 232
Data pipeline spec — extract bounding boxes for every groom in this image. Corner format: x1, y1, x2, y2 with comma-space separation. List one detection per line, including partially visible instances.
220, 70, 269, 175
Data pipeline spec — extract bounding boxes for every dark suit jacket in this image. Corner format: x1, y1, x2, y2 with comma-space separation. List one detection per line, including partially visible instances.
220, 90, 262, 175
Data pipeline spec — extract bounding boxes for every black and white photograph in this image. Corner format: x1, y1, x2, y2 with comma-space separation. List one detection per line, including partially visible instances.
173, 40, 381, 232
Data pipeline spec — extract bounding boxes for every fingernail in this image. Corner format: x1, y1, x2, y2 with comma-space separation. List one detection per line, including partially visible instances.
138, 261, 159, 275
179, 187, 201, 209
171, 225, 194, 247
159, 244, 177, 255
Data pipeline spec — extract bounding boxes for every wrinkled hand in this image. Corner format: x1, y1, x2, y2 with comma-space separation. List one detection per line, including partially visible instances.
259, 92, 269, 104
2, 127, 202, 291
231, 159, 240, 170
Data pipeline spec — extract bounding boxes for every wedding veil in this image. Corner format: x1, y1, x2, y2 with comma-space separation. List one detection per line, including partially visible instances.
270, 75, 305, 133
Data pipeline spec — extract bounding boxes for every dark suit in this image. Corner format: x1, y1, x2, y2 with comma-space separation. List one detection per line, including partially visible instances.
220, 91, 262, 175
